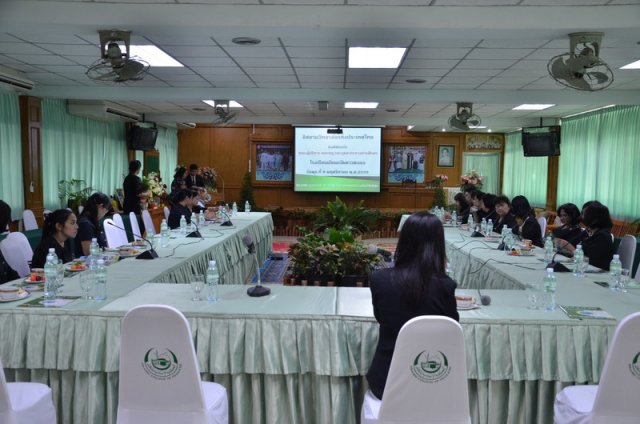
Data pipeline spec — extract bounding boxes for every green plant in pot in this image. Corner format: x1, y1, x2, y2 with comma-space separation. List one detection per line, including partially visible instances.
313, 196, 379, 236
58, 179, 92, 212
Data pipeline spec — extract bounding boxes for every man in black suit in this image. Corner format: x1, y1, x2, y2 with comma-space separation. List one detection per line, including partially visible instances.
185, 163, 205, 189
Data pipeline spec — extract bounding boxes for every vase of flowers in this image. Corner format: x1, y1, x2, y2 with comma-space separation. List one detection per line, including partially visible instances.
430, 174, 448, 208
430, 173, 448, 188
200, 167, 217, 191
460, 170, 483, 191
142, 172, 168, 208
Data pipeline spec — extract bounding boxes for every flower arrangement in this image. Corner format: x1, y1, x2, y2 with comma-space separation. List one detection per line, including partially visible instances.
431, 174, 449, 187
141, 172, 168, 207
460, 170, 483, 191
200, 166, 217, 191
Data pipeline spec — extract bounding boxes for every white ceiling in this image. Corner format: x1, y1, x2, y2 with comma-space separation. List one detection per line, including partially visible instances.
1, 0, 639, 132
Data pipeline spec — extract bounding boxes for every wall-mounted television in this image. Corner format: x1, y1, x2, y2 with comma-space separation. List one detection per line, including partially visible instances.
294, 127, 382, 193
522, 126, 560, 157
127, 125, 158, 151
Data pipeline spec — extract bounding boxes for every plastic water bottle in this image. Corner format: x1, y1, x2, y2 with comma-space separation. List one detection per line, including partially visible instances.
609, 254, 622, 288
44, 248, 57, 299
245, 200, 251, 213
543, 268, 557, 311
468, 214, 474, 233
94, 259, 107, 301
206, 260, 219, 302
487, 219, 493, 235
179, 215, 187, 235
505, 228, 514, 251
190, 212, 197, 232
572, 244, 584, 276
160, 219, 169, 247
232, 202, 238, 216
451, 211, 457, 226
544, 235, 554, 264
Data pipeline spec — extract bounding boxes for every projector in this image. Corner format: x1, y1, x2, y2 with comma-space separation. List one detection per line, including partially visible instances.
327, 127, 343, 134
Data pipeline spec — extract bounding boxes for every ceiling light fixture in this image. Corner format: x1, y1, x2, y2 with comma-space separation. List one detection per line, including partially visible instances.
405, 78, 426, 84
129, 45, 183, 67
318, 101, 329, 111
348, 47, 406, 69
202, 100, 243, 108
620, 59, 640, 69
512, 104, 555, 111
468, 125, 487, 129
562, 104, 616, 118
232, 37, 261, 46
344, 102, 378, 109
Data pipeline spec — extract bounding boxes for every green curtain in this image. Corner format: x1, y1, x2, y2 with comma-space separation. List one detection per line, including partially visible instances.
156, 126, 178, 182
463, 152, 501, 194
557, 105, 640, 219
502, 132, 548, 207
0, 92, 24, 220
41, 99, 128, 210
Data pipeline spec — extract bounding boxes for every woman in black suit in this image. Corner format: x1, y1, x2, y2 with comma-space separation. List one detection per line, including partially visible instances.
123, 160, 144, 215
561, 201, 614, 270
167, 189, 195, 229
75, 192, 111, 257
552, 203, 584, 249
493, 195, 517, 233
453, 193, 471, 224
366, 212, 459, 400
511, 195, 543, 248
31, 209, 78, 268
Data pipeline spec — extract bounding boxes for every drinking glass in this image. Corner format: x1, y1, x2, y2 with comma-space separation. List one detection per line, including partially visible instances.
79, 271, 95, 300
190, 274, 205, 301
55, 264, 65, 295
614, 268, 630, 293
525, 282, 542, 310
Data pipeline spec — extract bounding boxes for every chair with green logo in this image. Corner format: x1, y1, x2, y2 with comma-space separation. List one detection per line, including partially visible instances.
361, 315, 471, 424
554, 311, 640, 424
116, 304, 228, 424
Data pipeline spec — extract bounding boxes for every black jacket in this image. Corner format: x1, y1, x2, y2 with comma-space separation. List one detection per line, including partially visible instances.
366, 268, 459, 400
582, 228, 614, 271
552, 225, 585, 248
168, 203, 192, 230
123, 174, 143, 215
32, 236, 73, 268
494, 213, 517, 233
185, 174, 204, 189
513, 215, 543, 248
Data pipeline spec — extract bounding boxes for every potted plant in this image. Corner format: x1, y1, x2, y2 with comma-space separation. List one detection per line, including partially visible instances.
57, 179, 92, 212
430, 174, 448, 208
313, 196, 379, 236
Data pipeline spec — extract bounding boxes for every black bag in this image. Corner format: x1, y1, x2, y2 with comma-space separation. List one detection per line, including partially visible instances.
0, 251, 19, 284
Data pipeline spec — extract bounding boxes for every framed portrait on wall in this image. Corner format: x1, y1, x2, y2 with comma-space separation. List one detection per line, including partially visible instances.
253, 142, 293, 185
437, 145, 455, 167
386, 145, 426, 184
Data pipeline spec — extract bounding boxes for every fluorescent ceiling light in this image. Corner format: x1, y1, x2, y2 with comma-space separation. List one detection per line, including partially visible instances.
487, 129, 492, 133
202, 100, 243, 108
130, 45, 183, 67
348, 47, 406, 69
468, 125, 487, 129
441, 128, 446, 132
512, 104, 555, 111
407, 125, 414, 131
562, 104, 616, 118
344, 102, 378, 109
620, 60, 640, 69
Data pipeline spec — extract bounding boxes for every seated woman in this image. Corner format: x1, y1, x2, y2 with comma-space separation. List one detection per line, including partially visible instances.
167, 189, 195, 229
493, 195, 517, 233
0, 200, 19, 284
191, 188, 208, 214
366, 212, 459, 400
561, 201, 614, 270
470, 190, 485, 223
31, 209, 78, 268
552, 203, 584, 249
480, 193, 498, 225
170, 166, 187, 195
453, 193, 471, 224
75, 192, 111, 257
511, 195, 543, 248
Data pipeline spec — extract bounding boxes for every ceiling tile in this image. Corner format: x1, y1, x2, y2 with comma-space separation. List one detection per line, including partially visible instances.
467, 48, 535, 60
161, 45, 226, 58
285, 47, 345, 58
291, 58, 346, 67
0, 42, 50, 55
408, 48, 472, 60
456, 59, 518, 69
7, 54, 75, 65
235, 57, 291, 67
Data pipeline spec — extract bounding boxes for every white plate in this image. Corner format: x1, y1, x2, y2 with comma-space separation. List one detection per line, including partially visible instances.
23, 277, 45, 284
118, 250, 140, 258
457, 304, 480, 310
484, 238, 501, 243
65, 264, 88, 272
0, 291, 30, 302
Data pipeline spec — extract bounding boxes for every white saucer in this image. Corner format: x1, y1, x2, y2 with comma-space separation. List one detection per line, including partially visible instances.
457, 304, 480, 310
0, 291, 30, 302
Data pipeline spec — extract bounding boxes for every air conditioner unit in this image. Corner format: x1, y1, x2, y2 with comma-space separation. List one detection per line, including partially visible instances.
0, 70, 35, 92
67, 100, 141, 122
177, 122, 197, 129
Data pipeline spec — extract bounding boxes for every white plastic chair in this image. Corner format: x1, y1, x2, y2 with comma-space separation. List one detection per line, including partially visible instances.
141, 210, 155, 236
537, 216, 547, 237
554, 312, 640, 424
112, 213, 129, 244
117, 305, 228, 424
103, 218, 127, 249
616, 235, 636, 274
163, 206, 170, 222
129, 212, 142, 241
361, 316, 471, 424
0, 233, 33, 278
22, 210, 38, 231
0, 358, 57, 424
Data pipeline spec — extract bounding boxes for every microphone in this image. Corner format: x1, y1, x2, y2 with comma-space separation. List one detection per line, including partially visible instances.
477, 289, 491, 306
219, 207, 233, 227
107, 221, 158, 260
546, 239, 572, 272
243, 235, 270, 297
367, 244, 392, 261
186, 215, 202, 238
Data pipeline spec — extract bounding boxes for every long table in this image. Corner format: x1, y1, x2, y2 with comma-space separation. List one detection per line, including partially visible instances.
2, 219, 639, 424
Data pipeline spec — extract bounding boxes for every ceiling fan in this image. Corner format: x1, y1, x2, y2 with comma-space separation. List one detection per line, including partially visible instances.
86, 30, 149, 83
212, 100, 238, 126
448, 102, 482, 131
547, 32, 614, 91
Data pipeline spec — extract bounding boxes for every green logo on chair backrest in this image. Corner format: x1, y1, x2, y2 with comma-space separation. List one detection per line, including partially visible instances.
410, 350, 451, 383
629, 352, 640, 380
142, 348, 182, 380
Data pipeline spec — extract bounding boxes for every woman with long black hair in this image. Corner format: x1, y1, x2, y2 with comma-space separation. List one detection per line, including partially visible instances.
75, 192, 111, 257
31, 209, 78, 268
123, 160, 145, 215
511, 195, 543, 248
366, 212, 459, 400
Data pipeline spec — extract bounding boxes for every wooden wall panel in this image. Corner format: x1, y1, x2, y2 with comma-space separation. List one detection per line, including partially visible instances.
20, 96, 44, 225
